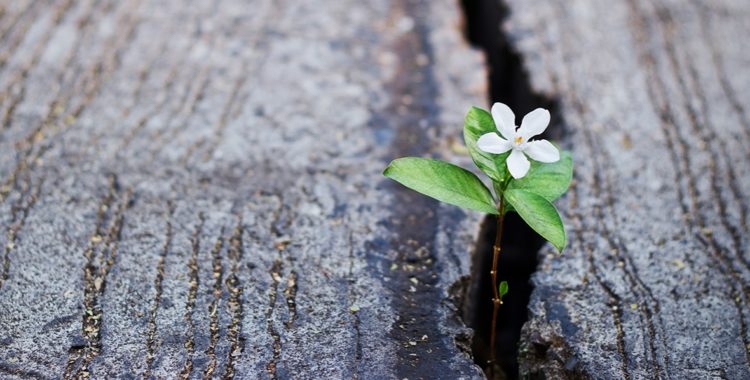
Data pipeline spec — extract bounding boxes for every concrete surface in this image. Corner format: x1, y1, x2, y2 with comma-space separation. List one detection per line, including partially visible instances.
0, 0, 488, 378
503, 0, 750, 378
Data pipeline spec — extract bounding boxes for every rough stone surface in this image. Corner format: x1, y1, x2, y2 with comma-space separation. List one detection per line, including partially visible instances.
0, 1, 488, 378
503, 0, 750, 378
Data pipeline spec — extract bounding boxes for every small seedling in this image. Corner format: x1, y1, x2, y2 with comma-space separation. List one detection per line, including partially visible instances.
383, 103, 573, 366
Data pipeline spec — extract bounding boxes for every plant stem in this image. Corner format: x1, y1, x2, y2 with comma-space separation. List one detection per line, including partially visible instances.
489, 198, 505, 367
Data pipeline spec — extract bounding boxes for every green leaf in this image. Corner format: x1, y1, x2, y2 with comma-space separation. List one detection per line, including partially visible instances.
463, 107, 509, 183
498, 281, 509, 303
507, 151, 573, 202
384, 157, 499, 215
504, 189, 566, 252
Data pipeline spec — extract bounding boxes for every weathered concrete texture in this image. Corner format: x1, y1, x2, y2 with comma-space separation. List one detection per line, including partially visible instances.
0, 0, 487, 378
503, 0, 750, 378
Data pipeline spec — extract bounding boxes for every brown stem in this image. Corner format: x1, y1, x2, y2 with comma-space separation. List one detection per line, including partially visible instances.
489, 198, 505, 367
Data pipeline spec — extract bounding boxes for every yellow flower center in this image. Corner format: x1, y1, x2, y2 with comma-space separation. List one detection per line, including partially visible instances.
514, 136, 523, 144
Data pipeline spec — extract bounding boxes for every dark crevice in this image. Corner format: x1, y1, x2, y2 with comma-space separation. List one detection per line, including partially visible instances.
459, 1, 564, 379
461, 0, 562, 131
466, 214, 545, 379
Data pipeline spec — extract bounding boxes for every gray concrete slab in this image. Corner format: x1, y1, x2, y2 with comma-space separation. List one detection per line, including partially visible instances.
0, 1, 488, 378
503, 0, 750, 378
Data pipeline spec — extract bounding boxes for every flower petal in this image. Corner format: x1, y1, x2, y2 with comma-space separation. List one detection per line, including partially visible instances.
507, 149, 531, 179
491, 102, 516, 139
525, 140, 560, 163
519, 108, 550, 140
477, 133, 512, 154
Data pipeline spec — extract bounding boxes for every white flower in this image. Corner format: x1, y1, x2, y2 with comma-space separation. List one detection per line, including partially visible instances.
477, 102, 560, 179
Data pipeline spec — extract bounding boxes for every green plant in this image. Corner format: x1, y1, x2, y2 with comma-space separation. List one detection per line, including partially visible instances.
383, 103, 572, 366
